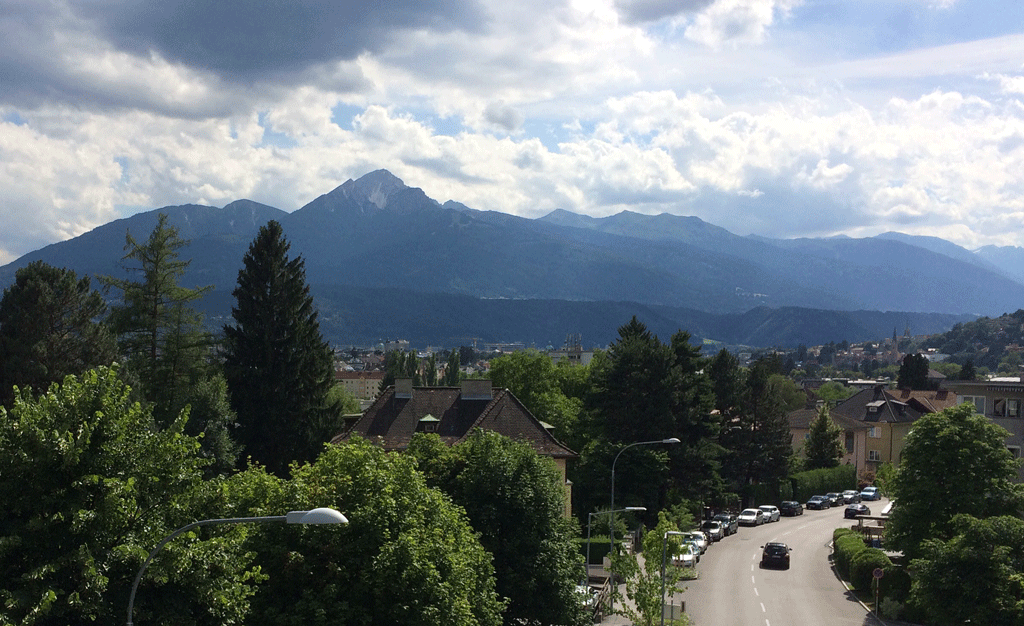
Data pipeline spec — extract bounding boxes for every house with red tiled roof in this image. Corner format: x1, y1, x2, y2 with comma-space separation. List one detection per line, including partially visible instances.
333, 378, 578, 514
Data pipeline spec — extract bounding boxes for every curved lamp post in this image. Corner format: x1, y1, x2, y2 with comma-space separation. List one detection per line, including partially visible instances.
584, 506, 646, 585
660, 530, 685, 626
609, 438, 680, 543
127, 508, 348, 626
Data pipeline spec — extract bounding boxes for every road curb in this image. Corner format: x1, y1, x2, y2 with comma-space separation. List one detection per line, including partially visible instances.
828, 540, 888, 626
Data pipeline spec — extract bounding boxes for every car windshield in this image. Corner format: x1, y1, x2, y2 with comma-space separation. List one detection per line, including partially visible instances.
765, 544, 787, 554
741, 509, 758, 515
702, 521, 718, 528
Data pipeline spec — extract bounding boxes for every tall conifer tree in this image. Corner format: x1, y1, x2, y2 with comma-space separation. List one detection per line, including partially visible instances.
223, 221, 340, 476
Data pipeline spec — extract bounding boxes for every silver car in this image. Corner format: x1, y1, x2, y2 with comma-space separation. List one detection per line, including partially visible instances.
757, 505, 781, 522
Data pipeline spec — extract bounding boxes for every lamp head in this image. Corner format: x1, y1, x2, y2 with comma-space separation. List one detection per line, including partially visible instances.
286, 508, 349, 525
662, 438, 681, 444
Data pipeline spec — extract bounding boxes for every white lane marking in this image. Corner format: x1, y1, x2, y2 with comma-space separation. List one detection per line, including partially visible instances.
754, 587, 759, 596
760, 602, 766, 612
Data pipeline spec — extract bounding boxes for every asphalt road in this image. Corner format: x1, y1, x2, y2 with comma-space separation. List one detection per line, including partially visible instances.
676, 499, 891, 626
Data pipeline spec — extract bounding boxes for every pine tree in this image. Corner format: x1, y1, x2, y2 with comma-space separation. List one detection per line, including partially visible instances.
222, 221, 341, 476
101, 213, 213, 425
444, 349, 461, 386
0, 261, 116, 406
804, 403, 844, 469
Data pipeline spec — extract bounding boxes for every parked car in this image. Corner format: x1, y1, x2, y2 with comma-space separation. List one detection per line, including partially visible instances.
738, 508, 765, 526
844, 503, 871, 519
825, 492, 844, 507
806, 495, 830, 510
860, 486, 881, 501
701, 520, 725, 541
713, 513, 739, 536
842, 490, 862, 504
758, 505, 781, 522
681, 530, 708, 554
760, 542, 792, 569
672, 542, 699, 568
779, 500, 804, 516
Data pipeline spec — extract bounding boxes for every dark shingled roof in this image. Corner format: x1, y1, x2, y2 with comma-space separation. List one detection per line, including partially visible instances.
787, 407, 870, 431
333, 383, 577, 459
832, 386, 926, 424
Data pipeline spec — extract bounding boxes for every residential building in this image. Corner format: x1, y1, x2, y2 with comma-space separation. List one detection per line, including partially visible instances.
831, 385, 931, 473
941, 376, 1024, 480
334, 370, 386, 401
786, 402, 870, 478
333, 378, 578, 515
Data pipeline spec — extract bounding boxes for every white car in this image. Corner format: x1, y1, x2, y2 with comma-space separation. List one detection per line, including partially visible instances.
738, 508, 765, 526
757, 505, 781, 522
681, 530, 708, 554
672, 542, 699, 568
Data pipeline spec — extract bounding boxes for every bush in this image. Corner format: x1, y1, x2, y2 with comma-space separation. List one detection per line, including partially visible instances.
850, 548, 891, 592
791, 465, 857, 502
833, 527, 856, 544
833, 533, 868, 579
581, 536, 613, 563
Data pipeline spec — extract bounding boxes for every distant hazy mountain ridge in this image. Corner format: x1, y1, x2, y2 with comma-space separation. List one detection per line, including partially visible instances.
0, 169, 1015, 347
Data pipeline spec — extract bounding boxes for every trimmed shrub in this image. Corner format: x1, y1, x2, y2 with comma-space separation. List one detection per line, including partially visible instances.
879, 564, 911, 603
850, 548, 891, 592
834, 533, 868, 579
833, 527, 857, 544
790, 465, 857, 502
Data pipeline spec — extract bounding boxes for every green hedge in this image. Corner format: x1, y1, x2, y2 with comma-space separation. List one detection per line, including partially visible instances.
833, 527, 856, 544
577, 536, 612, 564
790, 465, 857, 502
850, 548, 892, 592
833, 533, 868, 579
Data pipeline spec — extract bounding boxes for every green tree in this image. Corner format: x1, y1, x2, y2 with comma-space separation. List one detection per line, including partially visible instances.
425, 352, 438, 386
910, 514, 1024, 626
959, 358, 977, 381
608, 514, 692, 626
489, 349, 585, 447
101, 213, 213, 426
443, 349, 461, 385
0, 261, 115, 407
816, 381, 855, 404
0, 366, 255, 626
222, 220, 341, 476
707, 348, 742, 416
897, 353, 931, 390
236, 438, 504, 626
769, 373, 806, 411
804, 403, 844, 470
408, 430, 586, 626
719, 359, 793, 505
887, 403, 1024, 559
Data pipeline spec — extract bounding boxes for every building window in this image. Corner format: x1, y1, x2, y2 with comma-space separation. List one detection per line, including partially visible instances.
1009, 446, 1021, 459
961, 396, 985, 414
868, 450, 882, 462
869, 427, 881, 438
845, 432, 854, 453
1009, 399, 1021, 418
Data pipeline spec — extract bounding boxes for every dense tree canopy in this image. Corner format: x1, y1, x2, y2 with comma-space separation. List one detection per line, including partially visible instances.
887, 403, 1024, 559
897, 353, 931, 390
0, 261, 115, 407
407, 430, 586, 626
236, 438, 504, 626
222, 221, 341, 476
0, 366, 253, 626
910, 514, 1024, 626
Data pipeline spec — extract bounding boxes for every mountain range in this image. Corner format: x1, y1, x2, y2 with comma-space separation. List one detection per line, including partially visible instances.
3, 169, 1021, 349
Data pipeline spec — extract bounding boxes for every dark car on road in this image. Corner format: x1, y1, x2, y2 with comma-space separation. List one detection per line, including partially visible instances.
844, 503, 871, 519
779, 501, 803, 516
825, 492, 843, 507
760, 542, 792, 569
806, 495, 830, 510
713, 513, 739, 536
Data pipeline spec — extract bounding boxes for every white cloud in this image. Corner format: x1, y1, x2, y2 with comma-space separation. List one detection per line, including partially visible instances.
683, 0, 801, 48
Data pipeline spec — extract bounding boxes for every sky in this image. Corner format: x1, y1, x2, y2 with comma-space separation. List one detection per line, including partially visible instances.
3, 0, 1024, 265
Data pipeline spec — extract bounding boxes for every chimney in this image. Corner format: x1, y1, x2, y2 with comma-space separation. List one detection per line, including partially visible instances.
872, 384, 884, 401
461, 379, 493, 400
395, 378, 413, 399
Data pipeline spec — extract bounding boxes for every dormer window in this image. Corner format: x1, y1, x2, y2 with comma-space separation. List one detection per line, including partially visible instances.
418, 414, 439, 433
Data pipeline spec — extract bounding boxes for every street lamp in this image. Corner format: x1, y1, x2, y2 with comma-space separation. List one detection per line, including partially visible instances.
584, 507, 646, 585
609, 438, 680, 543
127, 508, 348, 626
661, 530, 685, 626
